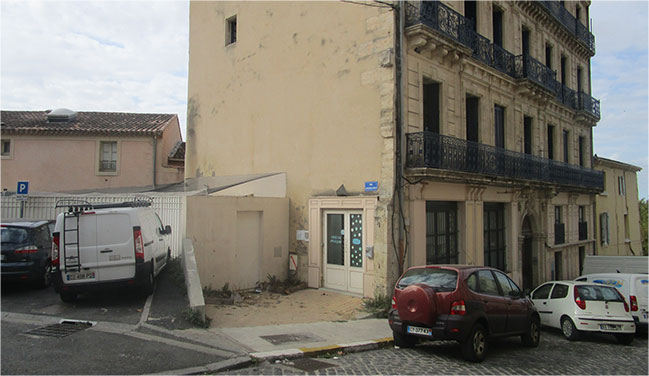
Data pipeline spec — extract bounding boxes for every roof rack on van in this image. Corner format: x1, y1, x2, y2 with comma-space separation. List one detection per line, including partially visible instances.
55, 199, 152, 212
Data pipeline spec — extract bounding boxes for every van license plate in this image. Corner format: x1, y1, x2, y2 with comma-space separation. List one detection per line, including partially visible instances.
407, 326, 432, 336
600, 324, 620, 331
66, 272, 95, 281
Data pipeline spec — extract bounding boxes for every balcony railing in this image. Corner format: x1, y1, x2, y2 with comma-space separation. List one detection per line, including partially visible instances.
406, 132, 605, 191
406, 1, 601, 120
579, 221, 588, 240
555, 223, 566, 245
536, 1, 596, 53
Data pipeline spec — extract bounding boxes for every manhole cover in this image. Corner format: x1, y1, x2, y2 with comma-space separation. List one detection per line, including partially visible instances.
260, 333, 323, 345
290, 358, 335, 372
25, 320, 94, 338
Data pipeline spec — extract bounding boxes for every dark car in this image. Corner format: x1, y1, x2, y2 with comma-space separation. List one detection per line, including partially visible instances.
1, 220, 53, 287
388, 265, 540, 362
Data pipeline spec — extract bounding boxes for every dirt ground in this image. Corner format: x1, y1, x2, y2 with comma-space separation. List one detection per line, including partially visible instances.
205, 288, 366, 328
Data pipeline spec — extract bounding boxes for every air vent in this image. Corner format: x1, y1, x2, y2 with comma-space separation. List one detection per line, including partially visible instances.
47, 108, 77, 123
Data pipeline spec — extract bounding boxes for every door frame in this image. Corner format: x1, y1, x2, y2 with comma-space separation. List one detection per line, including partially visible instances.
323, 210, 364, 294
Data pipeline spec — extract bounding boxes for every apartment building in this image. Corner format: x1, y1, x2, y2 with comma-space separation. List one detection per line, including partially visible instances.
186, 1, 603, 297
593, 156, 643, 256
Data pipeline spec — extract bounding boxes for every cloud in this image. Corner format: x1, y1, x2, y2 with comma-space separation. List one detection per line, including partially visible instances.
1, 0, 189, 137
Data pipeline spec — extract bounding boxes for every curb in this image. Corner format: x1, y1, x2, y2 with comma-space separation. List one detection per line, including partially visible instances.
155, 355, 253, 375
250, 337, 394, 362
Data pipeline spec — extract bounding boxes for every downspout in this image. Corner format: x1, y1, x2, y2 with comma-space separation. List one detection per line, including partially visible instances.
392, 1, 406, 276
152, 135, 158, 190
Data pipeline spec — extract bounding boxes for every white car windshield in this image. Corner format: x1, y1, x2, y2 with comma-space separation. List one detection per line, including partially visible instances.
576, 285, 624, 302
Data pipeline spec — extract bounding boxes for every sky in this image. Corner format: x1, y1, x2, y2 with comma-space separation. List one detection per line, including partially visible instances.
1, 0, 648, 199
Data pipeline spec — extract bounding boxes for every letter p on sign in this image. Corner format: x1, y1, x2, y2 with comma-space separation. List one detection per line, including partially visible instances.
17, 181, 29, 195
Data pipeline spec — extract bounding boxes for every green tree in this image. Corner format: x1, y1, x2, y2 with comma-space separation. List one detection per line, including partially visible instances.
640, 198, 648, 255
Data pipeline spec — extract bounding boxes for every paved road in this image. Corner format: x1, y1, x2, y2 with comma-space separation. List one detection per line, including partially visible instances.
222, 329, 648, 375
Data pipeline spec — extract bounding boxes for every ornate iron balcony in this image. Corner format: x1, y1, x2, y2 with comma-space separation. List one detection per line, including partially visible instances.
535, 1, 595, 54
514, 54, 558, 94
578, 92, 601, 120
406, 132, 604, 191
405, 1, 474, 48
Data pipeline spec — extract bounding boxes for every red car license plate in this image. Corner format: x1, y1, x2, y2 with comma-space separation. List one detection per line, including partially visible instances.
407, 325, 432, 336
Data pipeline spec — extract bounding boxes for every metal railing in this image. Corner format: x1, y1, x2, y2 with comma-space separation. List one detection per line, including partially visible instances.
406, 1, 600, 120
406, 132, 604, 191
536, 1, 596, 53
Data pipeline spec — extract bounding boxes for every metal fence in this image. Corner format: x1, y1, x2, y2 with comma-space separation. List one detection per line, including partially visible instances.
1, 193, 186, 257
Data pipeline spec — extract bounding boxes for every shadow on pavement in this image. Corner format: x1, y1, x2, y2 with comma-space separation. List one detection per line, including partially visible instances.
147, 261, 195, 330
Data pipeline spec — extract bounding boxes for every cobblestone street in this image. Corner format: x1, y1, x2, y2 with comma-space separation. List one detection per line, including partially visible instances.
222, 330, 648, 375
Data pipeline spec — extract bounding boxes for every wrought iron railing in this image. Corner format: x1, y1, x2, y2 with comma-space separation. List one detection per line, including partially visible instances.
406, 2, 601, 120
535, 1, 595, 53
555, 223, 566, 245
579, 221, 588, 240
406, 132, 604, 191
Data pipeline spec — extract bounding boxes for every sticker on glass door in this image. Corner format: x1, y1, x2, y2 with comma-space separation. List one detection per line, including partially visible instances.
324, 211, 363, 294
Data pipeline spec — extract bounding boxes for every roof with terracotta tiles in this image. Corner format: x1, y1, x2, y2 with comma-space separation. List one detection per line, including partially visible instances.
0, 110, 177, 136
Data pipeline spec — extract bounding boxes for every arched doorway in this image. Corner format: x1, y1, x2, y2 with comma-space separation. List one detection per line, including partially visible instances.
521, 216, 534, 292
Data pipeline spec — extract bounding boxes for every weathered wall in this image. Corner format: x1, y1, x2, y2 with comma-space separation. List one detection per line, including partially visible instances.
185, 195, 289, 291
156, 117, 185, 185
187, 1, 397, 291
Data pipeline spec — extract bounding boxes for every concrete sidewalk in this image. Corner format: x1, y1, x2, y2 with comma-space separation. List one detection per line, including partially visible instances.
216, 318, 393, 361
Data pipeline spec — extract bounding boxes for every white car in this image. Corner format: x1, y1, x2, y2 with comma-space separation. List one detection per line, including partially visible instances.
530, 280, 635, 344
575, 273, 648, 332
51, 199, 171, 302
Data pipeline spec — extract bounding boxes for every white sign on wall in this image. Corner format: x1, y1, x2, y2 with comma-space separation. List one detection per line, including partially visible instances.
296, 230, 309, 242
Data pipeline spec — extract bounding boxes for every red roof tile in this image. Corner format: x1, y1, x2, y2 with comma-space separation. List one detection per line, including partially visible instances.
1, 110, 177, 136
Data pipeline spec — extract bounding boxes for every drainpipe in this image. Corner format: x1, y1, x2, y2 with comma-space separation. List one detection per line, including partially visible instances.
152, 135, 158, 190
392, 1, 406, 276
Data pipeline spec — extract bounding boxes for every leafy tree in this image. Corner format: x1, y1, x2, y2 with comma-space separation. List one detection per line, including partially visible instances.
640, 198, 648, 255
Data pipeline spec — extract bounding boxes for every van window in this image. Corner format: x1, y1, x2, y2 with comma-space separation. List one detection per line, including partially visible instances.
97, 214, 131, 245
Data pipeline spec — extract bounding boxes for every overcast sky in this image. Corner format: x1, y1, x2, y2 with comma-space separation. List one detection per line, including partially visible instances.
1, 0, 647, 198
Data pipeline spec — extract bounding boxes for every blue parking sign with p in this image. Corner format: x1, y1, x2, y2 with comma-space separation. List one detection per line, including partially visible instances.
17, 181, 29, 195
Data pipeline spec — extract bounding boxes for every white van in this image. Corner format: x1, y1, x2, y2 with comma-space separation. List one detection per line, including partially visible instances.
575, 273, 649, 332
51, 200, 171, 302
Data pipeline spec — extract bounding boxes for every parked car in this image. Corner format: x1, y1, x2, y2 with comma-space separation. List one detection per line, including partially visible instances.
530, 280, 635, 344
1, 219, 53, 287
575, 273, 648, 332
51, 199, 172, 302
388, 265, 540, 362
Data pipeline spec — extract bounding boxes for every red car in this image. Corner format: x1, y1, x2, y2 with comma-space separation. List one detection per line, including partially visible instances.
388, 265, 540, 362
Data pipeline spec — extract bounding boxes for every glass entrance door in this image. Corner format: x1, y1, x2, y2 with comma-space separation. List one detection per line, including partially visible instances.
323, 211, 363, 294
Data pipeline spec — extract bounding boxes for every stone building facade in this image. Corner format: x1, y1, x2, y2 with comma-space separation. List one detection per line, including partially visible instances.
186, 1, 603, 297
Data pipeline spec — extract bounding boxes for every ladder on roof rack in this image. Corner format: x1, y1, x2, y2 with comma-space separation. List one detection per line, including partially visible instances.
62, 211, 82, 272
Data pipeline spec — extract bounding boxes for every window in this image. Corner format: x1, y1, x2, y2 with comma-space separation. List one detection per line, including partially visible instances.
494, 105, 505, 148
423, 80, 441, 133
532, 283, 553, 299
579, 246, 586, 275
524, 116, 532, 154
494, 271, 520, 297
426, 202, 458, 264
99, 141, 118, 173
550, 283, 569, 299
492, 6, 503, 47
578, 136, 585, 167
560, 55, 567, 86
477, 270, 500, 295
1, 139, 11, 157
555, 206, 562, 225
547, 124, 555, 160
579, 205, 587, 240
466, 95, 479, 142
554, 251, 563, 280
555, 206, 565, 245
397, 268, 458, 291
522, 27, 530, 56
618, 175, 626, 195
465, 0, 477, 32
226, 15, 237, 45
563, 130, 569, 163
576, 6, 582, 23
600, 212, 610, 245
484, 203, 506, 271
577, 66, 584, 93
545, 43, 553, 69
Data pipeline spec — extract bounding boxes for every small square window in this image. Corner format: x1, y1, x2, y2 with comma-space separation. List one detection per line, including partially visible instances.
226, 16, 237, 45
1, 140, 11, 156
99, 141, 118, 172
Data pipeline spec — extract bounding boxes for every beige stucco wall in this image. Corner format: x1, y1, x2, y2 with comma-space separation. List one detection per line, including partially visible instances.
594, 161, 643, 256
187, 1, 397, 292
185, 195, 289, 291
156, 117, 185, 186
1, 125, 183, 193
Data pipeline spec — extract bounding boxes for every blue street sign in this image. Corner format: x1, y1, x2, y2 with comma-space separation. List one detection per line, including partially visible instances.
17, 181, 29, 195
365, 181, 378, 192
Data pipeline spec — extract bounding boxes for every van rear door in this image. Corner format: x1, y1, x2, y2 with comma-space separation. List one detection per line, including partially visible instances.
95, 212, 135, 281
634, 276, 648, 322
62, 214, 98, 285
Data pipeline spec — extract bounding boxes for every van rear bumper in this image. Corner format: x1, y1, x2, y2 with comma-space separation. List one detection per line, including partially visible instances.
52, 261, 151, 293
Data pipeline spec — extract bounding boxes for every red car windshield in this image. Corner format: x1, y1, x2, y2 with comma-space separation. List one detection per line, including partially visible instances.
397, 268, 458, 291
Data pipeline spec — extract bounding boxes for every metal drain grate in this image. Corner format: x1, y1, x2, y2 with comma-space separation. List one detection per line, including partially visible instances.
290, 358, 336, 372
260, 333, 323, 345
25, 320, 94, 338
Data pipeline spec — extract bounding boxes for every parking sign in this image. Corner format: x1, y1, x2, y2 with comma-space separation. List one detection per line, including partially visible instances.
17, 181, 29, 197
